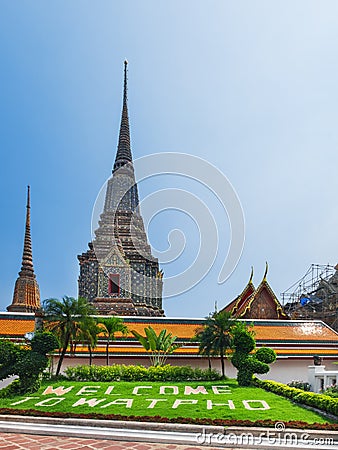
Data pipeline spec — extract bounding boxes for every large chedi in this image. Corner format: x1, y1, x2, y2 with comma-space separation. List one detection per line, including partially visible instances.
78, 62, 164, 316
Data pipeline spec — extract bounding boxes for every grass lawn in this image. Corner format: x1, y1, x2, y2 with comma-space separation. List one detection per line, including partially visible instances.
0, 379, 331, 424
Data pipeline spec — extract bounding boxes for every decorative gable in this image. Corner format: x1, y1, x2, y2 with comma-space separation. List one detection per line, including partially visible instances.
101, 247, 130, 269
221, 265, 289, 320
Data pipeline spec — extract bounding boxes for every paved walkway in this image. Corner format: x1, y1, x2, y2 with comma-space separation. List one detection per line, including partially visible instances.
0, 433, 223, 450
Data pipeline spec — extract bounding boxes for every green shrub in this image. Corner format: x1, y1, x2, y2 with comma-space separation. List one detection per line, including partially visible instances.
254, 378, 338, 416
64, 364, 222, 382
0, 333, 59, 397
322, 385, 338, 398
31, 332, 59, 355
255, 347, 276, 364
231, 329, 276, 386
233, 330, 256, 354
287, 380, 311, 391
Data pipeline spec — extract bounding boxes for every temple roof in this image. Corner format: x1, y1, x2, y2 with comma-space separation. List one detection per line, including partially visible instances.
223, 267, 255, 315
1, 313, 337, 358
222, 265, 289, 320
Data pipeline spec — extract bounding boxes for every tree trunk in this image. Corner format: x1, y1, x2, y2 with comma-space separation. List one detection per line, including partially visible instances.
56, 333, 70, 376
89, 345, 92, 366
208, 356, 211, 370
106, 339, 110, 366
220, 351, 225, 378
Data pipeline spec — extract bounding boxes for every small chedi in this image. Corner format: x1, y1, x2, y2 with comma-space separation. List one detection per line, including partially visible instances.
7, 186, 41, 313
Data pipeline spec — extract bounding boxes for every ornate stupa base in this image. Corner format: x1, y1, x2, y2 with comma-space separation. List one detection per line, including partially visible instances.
92, 297, 165, 316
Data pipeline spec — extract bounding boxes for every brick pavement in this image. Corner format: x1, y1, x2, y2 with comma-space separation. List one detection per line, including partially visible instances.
0, 433, 225, 450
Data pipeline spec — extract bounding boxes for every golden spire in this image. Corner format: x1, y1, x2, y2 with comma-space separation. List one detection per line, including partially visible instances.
19, 186, 34, 276
7, 186, 41, 312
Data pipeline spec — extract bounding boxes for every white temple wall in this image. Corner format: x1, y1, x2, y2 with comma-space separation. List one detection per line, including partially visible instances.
52, 355, 338, 385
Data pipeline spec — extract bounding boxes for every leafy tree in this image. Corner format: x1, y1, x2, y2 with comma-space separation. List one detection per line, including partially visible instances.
193, 310, 237, 378
43, 296, 96, 375
0, 332, 59, 396
99, 317, 128, 365
77, 318, 102, 366
230, 320, 255, 338
131, 326, 180, 366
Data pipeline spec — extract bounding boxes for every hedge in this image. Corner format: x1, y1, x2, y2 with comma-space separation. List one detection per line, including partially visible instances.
254, 378, 338, 417
64, 364, 222, 382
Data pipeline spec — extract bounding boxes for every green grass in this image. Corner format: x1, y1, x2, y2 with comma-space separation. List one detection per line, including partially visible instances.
0, 379, 330, 424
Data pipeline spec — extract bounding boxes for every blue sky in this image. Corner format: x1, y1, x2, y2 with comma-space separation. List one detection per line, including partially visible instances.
0, 1, 337, 317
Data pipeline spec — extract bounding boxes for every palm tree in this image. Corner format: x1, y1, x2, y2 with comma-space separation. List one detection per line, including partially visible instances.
194, 310, 237, 378
77, 318, 102, 366
99, 317, 128, 365
131, 326, 180, 366
192, 324, 215, 370
43, 296, 96, 375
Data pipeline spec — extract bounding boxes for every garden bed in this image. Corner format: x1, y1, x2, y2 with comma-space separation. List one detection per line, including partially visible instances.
0, 379, 334, 428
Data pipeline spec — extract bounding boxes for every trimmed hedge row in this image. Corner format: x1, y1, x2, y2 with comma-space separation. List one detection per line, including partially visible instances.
254, 378, 338, 416
64, 364, 222, 382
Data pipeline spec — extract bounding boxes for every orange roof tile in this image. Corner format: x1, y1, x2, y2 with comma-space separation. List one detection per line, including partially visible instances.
253, 323, 338, 341
73, 345, 200, 355
1, 315, 338, 347
122, 322, 201, 339
0, 318, 34, 336
116, 321, 338, 342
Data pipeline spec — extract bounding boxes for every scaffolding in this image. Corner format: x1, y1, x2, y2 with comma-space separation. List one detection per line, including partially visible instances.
281, 264, 338, 331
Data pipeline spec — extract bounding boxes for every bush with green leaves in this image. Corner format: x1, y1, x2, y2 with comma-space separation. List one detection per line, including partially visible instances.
64, 364, 222, 382
231, 329, 276, 386
321, 385, 338, 398
0, 332, 59, 397
287, 380, 311, 391
254, 377, 338, 416
131, 326, 180, 366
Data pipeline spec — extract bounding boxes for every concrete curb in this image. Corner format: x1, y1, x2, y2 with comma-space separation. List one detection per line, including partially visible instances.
0, 415, 337, 448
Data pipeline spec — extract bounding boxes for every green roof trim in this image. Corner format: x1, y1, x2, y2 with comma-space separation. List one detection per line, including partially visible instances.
0, 314, 35, 320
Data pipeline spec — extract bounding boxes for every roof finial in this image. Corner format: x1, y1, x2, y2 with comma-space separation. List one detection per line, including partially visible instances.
27, 185, 30, 209
249, 266, 254, 283
123, 60, 128, 102
263, 261, 268, 281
